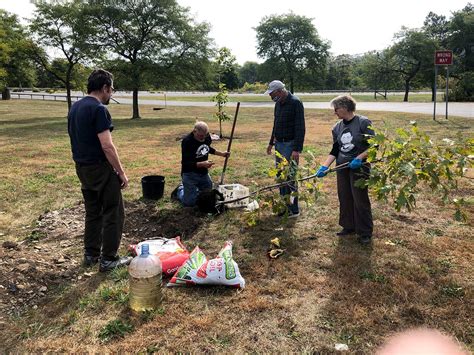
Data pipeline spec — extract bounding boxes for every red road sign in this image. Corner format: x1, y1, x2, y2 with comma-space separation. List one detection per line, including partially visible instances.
435, 50, 453, 65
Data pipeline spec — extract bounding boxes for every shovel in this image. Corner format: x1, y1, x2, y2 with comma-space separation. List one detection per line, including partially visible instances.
219, 102, 240, 185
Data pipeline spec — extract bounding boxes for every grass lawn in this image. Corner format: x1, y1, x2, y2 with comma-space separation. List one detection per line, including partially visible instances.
0, 100, 472, 352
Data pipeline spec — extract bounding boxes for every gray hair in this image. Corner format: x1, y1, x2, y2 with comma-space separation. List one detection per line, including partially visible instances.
194, 121, 209, 133
330, 95, 357, 112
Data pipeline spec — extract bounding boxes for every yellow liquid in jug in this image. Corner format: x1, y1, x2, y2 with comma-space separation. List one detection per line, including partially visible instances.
129, 274, 162, 312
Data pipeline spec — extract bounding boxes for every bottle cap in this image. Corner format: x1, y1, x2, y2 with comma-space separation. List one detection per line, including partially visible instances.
141, 243, 149, 256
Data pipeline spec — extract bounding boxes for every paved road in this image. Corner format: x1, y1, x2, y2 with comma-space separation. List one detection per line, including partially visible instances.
10, 93, 473, 118
116, 98, 473, 118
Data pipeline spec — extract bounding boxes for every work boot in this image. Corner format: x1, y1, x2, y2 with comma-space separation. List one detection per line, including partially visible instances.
336, 228, 355, 236
83, 255, 100, 267
99, 256, 132, 272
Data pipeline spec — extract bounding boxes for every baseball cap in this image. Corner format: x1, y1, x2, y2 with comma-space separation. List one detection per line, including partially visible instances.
264, 80, 285, 95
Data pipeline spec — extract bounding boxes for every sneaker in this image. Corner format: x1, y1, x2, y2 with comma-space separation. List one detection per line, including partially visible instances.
99, 256, 132, 272
336, 228, 355, 236
288, 211, 300, 218
358, 235, 372, 245
83, 255, 100, 267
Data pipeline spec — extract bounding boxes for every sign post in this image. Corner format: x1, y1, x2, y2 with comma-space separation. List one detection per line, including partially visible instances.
433, 50, 453, 121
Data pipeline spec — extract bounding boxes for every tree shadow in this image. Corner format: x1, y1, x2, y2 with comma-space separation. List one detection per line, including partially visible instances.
318, 235, 376, 349
0, 115, 192, 140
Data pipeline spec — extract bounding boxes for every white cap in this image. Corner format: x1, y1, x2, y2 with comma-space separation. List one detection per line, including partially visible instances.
264, 80, 285, 95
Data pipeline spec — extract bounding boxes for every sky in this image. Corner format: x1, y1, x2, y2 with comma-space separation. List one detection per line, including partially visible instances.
1, 0, 469, 64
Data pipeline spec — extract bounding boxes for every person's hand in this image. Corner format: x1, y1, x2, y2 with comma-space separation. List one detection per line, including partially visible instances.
348, 158, 362, 170
291, 151, 300, 163
316, 165, 328, 178
118, 172, 129, 189
222, 151, 230, 158
266, 144, 273, 155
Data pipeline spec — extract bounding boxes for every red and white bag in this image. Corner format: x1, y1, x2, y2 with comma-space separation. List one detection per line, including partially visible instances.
129, 237, 190, 276
167, 241, 245, 289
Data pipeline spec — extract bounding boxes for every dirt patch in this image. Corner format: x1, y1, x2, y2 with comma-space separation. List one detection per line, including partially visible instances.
0, 200, 204, 320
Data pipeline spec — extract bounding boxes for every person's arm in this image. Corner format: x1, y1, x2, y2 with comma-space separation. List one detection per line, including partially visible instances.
267, 107, 277, 155
181, 138, 198, 171
316, 127, 338, 177
292, 100, 305, 156
98, 130, 128, 189
356, 118, 374, 161
196, 161, 214, 168
322, 154, 336, 168
355, 150, 369, 160
212, 149, 230, 158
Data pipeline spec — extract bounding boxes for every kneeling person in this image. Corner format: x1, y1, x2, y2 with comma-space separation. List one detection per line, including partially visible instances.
178, 121, 229, 206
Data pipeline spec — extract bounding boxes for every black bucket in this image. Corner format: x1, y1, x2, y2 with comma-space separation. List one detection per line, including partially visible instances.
141, 175, 165, 200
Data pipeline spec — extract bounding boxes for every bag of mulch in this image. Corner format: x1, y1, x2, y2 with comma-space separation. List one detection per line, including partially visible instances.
167, 241, 245, 289
128, 237, 190, 276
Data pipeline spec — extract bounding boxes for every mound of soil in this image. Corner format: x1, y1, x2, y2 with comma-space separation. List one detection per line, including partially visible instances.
0, 200, 203, 320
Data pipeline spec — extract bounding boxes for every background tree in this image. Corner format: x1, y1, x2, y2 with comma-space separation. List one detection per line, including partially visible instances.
325, 54, 354, 89
238, 61, 260, 85
423, 11, 449, 47
256, 58, 286, 84
359, 50, 404, 95
390, 28, 437, 101
88, 0, 212, 119
212, 48, 238, 137
255, 13, 329, 93
29, 0, 98, 111
0, 10, 37, 89
446, 3, 474, 101
214, 47, 239, 90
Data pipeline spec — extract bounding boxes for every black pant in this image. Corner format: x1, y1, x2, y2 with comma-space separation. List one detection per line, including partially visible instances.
336, 166, 373, 236
75, 161, 124, 260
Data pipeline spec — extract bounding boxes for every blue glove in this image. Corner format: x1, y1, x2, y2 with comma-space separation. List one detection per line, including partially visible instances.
349, 158, 362, 170
316, 165, 329, 178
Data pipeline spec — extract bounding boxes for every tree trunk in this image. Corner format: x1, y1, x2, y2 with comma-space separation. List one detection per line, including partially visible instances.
66, 65, 73, 113
132, 88, 140, 119
130, 60, 141, 119
404, 80, 410, 102
66, 84, 72, 113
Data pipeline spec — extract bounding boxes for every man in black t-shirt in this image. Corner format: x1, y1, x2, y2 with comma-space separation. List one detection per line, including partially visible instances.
68, 69, 131, 272
176, 121, 229, 207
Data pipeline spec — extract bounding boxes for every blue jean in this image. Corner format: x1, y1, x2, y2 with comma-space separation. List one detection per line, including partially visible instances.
275, 141, 299, 214
178, 172, 212, 207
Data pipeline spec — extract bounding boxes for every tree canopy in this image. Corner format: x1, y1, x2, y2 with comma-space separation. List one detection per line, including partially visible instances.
0, 10, 36, 89
255, 13, 329, 93
29, 0, 98, 110
87, 0, 212, 118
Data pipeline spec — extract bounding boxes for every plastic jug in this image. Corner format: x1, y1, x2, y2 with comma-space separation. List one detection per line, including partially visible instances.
128, 243, 162, 312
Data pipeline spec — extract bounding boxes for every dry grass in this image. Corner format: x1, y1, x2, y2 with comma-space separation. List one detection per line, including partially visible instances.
0, 100, 472, 353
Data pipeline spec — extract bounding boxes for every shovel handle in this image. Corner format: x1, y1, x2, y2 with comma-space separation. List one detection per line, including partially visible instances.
219, 102, 240, 185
